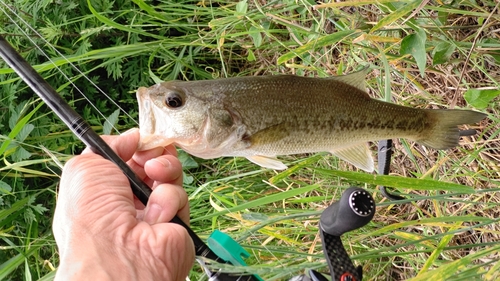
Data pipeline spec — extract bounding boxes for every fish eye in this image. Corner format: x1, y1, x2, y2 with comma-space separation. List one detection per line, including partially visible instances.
165, 91, 184, 108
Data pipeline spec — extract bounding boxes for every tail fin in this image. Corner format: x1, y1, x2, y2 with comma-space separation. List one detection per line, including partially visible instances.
416, 109, 486, 150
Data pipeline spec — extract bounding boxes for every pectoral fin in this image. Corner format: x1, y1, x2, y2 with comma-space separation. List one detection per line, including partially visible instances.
247, 122, 290, 147
246, 155, 288, 170
330, 143, 374, 172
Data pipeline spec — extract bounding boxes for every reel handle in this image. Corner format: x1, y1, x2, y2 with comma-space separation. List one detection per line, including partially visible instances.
320, 187, 375, 236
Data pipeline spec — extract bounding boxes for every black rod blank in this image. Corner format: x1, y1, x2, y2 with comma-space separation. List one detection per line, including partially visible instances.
0, 35, 222, 261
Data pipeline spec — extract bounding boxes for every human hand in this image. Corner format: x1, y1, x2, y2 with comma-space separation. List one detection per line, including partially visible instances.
53, 128, 194, 281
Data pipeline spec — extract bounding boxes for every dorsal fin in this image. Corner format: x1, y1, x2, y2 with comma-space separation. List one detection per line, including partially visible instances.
328, 67, 370, 92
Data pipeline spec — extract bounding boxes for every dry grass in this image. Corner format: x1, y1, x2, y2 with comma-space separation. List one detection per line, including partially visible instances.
283, 2, 500, 280
1, 0, 499, 280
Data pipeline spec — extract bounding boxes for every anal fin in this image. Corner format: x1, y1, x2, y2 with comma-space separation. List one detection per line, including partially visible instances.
330, 143, 374, 172
246, 155, 288, 170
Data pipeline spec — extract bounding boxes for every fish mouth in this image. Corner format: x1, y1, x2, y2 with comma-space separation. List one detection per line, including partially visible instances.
136, 85, 175, 151
136, 86, 169, 150
137, 87, 155, 135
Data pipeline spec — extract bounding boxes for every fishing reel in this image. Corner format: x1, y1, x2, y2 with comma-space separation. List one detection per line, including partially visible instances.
291, 187, 375, 281
201, 187, 375, 281
0, 36, 374, 281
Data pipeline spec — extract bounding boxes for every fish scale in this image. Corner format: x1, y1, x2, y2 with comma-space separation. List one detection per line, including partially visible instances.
212, 76, 425, 153
137, 69, 486, 172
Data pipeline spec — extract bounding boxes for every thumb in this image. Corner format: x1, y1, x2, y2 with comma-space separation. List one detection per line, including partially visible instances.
54, 129, 142, 245
82, 128, 140, 162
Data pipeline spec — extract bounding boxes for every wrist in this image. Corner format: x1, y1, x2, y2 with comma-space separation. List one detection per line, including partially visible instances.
55, 258, 116, 281
55, 236, 139, 281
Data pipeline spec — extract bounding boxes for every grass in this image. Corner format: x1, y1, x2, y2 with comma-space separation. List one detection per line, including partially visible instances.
1, 0, 499, 280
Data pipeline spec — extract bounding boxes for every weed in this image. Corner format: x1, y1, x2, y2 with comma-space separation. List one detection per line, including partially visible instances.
0, 0, 499, 280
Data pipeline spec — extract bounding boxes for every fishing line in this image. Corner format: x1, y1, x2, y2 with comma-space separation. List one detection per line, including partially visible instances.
0, 2, 138, 130
1, 3, 289, 278
3, 31, 259, 280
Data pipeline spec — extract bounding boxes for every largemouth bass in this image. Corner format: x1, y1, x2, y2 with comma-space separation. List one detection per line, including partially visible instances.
136, 69, 486, 172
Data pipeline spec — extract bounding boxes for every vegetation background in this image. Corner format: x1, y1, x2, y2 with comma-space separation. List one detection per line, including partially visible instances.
0, 0, 499, 280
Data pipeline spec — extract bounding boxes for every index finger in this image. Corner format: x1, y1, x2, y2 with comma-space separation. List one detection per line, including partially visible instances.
132, 144, 178, 167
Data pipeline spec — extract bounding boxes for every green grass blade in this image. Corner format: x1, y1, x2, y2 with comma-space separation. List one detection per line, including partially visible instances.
0, 253, 25, 279
131, 0, 165, 19
370, 0, 421, 32
191, 184, 319, 222
277, 30, 356, 65
86, 0, 164, 40
314, 168, 475, 193
0, 102, 43, 156
407, 244, 500, 281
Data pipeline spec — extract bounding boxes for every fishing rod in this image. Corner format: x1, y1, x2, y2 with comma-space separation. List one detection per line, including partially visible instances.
0, 34, 379, 280
0, 34, 260, 281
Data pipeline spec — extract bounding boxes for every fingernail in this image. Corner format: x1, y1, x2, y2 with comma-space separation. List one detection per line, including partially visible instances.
122, 128, 139, 135
144, 204, 162, 224
148, 158, 170, 169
